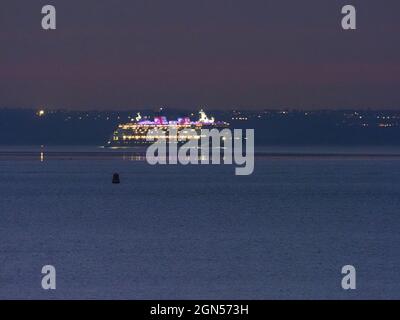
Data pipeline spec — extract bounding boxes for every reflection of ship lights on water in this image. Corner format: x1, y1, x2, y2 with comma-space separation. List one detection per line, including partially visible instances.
107, 110, 229, 147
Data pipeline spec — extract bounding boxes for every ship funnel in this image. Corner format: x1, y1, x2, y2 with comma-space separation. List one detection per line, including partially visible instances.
199, 109, 215, 124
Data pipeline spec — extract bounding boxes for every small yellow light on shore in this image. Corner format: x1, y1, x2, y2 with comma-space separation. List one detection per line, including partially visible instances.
37, 109, 45, 117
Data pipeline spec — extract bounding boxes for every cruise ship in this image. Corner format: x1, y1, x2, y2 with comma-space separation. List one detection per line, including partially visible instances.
107, 110, 229, 147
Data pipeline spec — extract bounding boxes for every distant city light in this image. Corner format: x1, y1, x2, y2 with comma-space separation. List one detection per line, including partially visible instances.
37, 109, 45, 117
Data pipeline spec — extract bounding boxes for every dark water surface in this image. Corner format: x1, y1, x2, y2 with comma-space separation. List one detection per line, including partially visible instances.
1, 146, 400, 299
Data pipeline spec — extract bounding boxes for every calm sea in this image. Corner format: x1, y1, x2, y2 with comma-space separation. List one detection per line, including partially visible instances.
1, 146, 400, 299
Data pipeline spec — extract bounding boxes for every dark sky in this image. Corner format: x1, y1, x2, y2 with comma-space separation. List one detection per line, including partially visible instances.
0, 0, 399, 110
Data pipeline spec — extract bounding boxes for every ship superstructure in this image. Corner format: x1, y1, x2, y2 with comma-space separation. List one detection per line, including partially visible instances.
107, 110, 229, 146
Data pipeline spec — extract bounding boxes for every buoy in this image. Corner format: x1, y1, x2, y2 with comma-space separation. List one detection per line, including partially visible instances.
112, 173, 120, 184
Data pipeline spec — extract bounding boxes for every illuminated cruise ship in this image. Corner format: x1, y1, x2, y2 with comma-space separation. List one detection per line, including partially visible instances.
107, 110, 229, 146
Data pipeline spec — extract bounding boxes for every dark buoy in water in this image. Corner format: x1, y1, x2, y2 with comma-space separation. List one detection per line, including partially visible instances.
112, 173, 120, 184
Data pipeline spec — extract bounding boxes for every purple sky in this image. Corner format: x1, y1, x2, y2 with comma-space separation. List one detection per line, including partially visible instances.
0, 0, 399, 110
